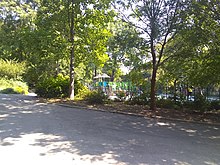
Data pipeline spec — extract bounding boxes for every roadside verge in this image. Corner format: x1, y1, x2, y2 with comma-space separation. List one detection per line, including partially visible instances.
56, 102, 220, 126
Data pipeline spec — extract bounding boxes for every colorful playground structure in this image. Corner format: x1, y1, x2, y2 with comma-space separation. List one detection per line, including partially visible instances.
92, 73, 140, 97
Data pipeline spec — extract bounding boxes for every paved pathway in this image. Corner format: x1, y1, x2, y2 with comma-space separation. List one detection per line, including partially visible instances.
0, 94, 220, 165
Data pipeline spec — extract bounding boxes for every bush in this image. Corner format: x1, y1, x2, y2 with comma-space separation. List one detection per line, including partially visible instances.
0, 78, 28, 94
193, 94, 210, 112
210, 100, 220, 111
35, 75, 88, 98
35, 74, 69, 98
14, 86, 28, 94
0, 88, 19, 94
74, 81, 90, 99
116, 91, 127, 102
0, 59, 26, 80
156, 99, 179, 109
85, 90, 107, 104
182, 101, 194, 109
128, 92, 149, 105
182, 95, 211, 112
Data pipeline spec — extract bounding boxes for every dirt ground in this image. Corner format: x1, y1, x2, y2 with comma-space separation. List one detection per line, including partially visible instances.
48, 99, 220, 125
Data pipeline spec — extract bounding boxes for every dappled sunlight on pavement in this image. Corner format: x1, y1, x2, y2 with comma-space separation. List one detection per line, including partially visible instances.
0, 133, 125, 165
0, 94, 220, 165
0, 94, 126, 165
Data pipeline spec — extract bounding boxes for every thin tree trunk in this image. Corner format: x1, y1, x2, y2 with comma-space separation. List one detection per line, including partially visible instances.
111, 69, 115, 82
69, 0, 75, 100
111, 56, 117, 82
174, 79, 177, 102
150, 40, 157, 111
70, 47, 74, 100
150, 66, 157, 111
94, 66, 97, 77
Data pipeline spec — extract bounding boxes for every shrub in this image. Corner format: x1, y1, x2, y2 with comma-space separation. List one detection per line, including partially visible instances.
210, 100, 220, 111
85, 90, 107, 104
0, 78, 28, 94
156, 99, 178, 109
128, 92, 149, 105
35, 75, 88, 98
183, 101, 194, 109
0, 88, 19, 94
35, 74, 69, 98
74, 81, 90, 99
15, 86, 29, 94
193, 94, 210, 112
116, 91, 127, 102
0, 59, 26, 80
183, 95, 211, 112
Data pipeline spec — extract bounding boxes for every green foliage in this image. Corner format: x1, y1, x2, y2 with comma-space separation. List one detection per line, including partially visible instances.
161, 1, 220, 87
85, 90, 107, 104
116, 91, 127, 102
104, 22, 144, 81
35, 74, 88, 98
35, 75, 69, 98
181, 95, 210, 112
74, 81, 90, 99
193, 95, 210, 112
210, 100, 220, 111
0, 0, 39, 62
182, 101, 194, 110
178, 92, 220, 112
0, 0, 114, 98
14, 86, 27, 94
115, 0, 189, 110
0, 59, 26, 80
0, 78, 28, 94
155, 96, 220, 112
156, 99, 180, 109
128, 92, 149, 105
0, 88, 19, 94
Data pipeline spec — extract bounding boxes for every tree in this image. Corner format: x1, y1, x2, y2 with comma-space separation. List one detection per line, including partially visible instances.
185, 0, 220, 86
0, 0, 38, 61
161, 0, 220, 88
113, 0, 188, 110
0, 0, 114, 90
105, 22, 145, 81
68, 0, 75, 100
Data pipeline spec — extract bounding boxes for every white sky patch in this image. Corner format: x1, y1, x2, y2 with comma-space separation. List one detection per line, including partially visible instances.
120, 64, 130, 74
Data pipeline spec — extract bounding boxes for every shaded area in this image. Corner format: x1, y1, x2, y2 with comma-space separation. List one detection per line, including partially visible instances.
0, 88, 18, 94
0, 94, 220, 165
55, 100, 220, 124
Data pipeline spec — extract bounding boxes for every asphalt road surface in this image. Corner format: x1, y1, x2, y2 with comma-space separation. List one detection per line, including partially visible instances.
0, 94, 220, 165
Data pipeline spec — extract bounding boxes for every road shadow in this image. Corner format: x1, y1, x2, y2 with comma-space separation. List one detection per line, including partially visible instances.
0, 94, 220, 165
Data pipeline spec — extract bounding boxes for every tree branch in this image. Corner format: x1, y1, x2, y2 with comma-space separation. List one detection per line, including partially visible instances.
111, 1, 151, 37
157, 0, 180, 66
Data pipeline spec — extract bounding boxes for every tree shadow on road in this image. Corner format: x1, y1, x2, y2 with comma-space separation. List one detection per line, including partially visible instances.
0, 94, 220, 165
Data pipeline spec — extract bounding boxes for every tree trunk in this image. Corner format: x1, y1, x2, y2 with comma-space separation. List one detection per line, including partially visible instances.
69, 0, 75, 100
94, 67, 97, 77
70, 48, 74, 100
111, 56, 117, 82
174, 79, 177, 102
111, 69, 115, 82
150, 66, 157, 111
150, 39, 157, 111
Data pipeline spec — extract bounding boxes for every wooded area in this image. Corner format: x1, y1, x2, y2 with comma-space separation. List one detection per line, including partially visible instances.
0, 0, 219, 111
